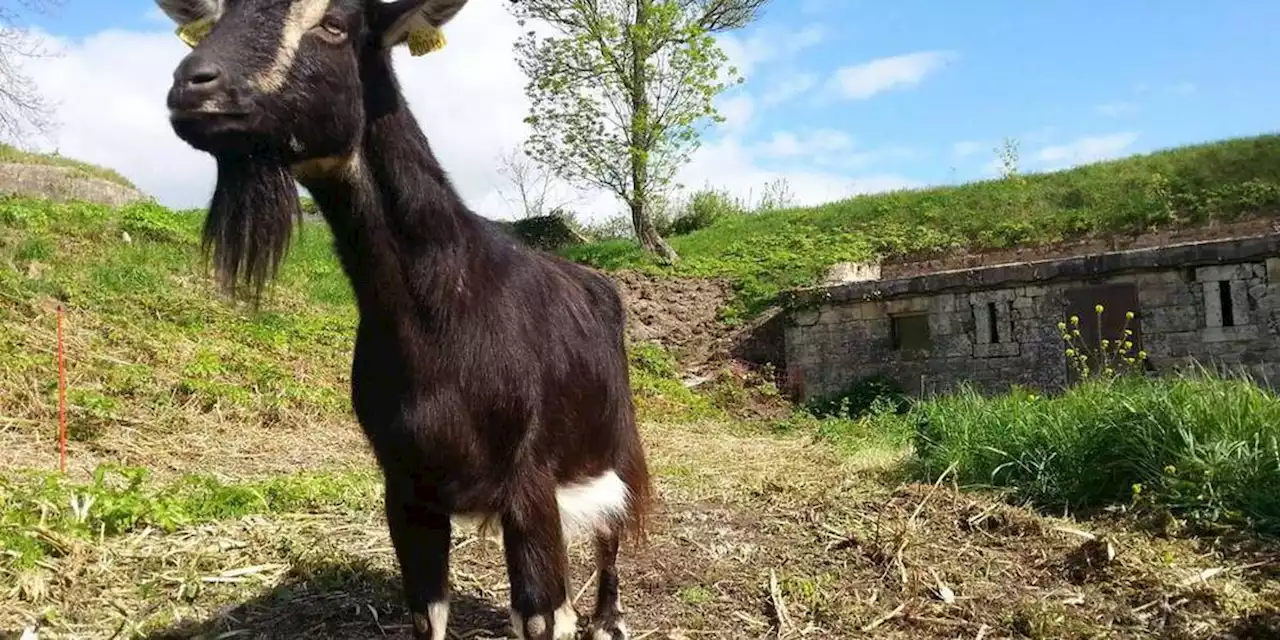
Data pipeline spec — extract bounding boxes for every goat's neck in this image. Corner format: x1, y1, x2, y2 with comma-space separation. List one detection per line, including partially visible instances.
299, 52, 475, 331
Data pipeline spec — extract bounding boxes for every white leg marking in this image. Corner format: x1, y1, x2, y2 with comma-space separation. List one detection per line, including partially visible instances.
588, 615, 629, 640
509, 603, 578, 639
426, 600, 448, 640
553, 601, 579, 638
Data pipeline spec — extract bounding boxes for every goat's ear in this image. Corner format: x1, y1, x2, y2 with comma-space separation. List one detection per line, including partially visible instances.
155, 0, 222, 47
373, 0, 468, 56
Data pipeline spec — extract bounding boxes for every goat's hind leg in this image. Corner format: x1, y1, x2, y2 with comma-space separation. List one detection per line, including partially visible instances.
385, 478, 452, 640
502, 479, 578, 640
585, 531, 629, 640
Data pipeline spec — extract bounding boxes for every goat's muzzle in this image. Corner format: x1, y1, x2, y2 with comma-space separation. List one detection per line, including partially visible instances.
167, 51, 258, 153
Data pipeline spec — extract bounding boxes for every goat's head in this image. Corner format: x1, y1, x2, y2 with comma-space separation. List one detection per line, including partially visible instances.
156, 0, 467, 160
153, 0, 467, 296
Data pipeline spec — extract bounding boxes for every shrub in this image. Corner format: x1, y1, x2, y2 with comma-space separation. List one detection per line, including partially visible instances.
669, 187, 745, 236
805, 373, 910, 419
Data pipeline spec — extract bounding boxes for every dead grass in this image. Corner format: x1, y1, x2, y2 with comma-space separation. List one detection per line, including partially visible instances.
3, 419, 1277, 639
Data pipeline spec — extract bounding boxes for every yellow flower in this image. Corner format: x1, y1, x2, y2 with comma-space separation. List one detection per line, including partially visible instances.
1125, 311, 1135, 320
1164, 465, 1177, 475
1057, 321, 1067, 331
1070, 315, 1080, 325
1095, 304, 1104, 314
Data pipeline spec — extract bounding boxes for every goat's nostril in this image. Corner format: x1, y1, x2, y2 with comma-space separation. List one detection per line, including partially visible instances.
176, 55, 226, 92
188, 66, 222, 87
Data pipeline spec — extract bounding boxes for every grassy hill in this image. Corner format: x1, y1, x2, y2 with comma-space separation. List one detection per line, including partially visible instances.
568, 134, 1280, 320
3, 149, 1280, 636
0, 144, 137, 190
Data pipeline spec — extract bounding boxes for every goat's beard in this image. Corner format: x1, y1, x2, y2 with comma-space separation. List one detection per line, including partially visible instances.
204, 154, 302, 301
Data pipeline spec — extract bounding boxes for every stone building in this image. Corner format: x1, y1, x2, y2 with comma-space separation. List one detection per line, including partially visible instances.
782, 233, 1280, 400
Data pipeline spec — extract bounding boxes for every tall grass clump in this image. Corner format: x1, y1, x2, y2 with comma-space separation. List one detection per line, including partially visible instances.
911, 370, 1280, 533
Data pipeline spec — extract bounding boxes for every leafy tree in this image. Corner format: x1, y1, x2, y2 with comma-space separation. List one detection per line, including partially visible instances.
509, 0, 770, 262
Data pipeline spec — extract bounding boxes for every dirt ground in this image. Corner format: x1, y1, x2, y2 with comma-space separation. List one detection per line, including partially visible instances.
3, 417, 1278, 640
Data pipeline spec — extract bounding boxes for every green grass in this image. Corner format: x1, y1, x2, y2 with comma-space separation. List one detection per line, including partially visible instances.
0, 196, 757, 447
901, 370, 1280, 534
0, 463, 381, 568
0, 143, 138, 190
564, 134, 1280, 319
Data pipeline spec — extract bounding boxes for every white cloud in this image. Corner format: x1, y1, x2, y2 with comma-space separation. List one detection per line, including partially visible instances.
10, 8, 910, 223
681, 136, 918, 207
827, 51, 953, 100
951, 140, 983, 157
756, 129, 853, 158
717, 24, 825, 79
1095, 101, 1140, 117
717, 94, 755, 134
1033, 132, 1140, 170
761, 72, 817, 107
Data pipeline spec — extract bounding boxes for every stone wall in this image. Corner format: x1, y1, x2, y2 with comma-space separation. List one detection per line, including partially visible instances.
783, 233, 1280, 400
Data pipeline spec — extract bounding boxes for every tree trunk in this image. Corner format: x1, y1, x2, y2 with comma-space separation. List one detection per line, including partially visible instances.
627, 0, 678, 263
631, 198, 678, 262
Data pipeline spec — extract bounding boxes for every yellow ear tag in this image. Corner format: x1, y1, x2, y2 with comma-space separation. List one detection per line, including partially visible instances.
406, 25, 446, 57
176, 16, 215, 48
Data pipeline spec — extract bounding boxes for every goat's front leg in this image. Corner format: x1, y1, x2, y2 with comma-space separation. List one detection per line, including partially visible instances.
502, 478, 578, 640
385, 478, 452, 640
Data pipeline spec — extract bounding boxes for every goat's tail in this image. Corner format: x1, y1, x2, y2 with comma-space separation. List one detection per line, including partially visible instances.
616, 392, 653, 549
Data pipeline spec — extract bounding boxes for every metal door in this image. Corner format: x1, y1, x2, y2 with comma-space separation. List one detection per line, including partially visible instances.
1063, 283, 1143, 383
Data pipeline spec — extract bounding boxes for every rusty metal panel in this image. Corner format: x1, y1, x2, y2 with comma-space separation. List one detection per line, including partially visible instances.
1063, 283, 1143, 383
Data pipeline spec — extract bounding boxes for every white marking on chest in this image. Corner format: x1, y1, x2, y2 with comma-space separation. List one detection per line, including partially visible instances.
452, 469, 629, 541
252, 0, 330, 93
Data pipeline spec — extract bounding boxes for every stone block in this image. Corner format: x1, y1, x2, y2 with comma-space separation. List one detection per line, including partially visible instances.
1268, 257, 1280, 283
1196, 264, 1254, 282
886, 297, 929, 314
1203, 281, 1223, 328
792, 309, 820, 326
1200, 325, 1260, 344
1141, 306, 1201, 333
929, 293, 954, 313
974, 342, 1020, 359
855, 301, 886, 320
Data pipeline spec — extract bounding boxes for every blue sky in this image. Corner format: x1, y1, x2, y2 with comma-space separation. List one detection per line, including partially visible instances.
13, 0, 1280, 214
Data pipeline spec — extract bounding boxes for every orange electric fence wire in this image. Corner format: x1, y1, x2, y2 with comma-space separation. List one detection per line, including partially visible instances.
58, 303, 67, 473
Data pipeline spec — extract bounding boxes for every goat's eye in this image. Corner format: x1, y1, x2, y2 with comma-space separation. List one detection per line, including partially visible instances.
317, 17, 346, 38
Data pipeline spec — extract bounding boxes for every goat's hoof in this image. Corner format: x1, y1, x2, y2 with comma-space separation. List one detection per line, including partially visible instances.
585, 617, 629, 640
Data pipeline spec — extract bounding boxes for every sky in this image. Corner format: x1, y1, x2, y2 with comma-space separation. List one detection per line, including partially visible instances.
7, 0, 1280, 221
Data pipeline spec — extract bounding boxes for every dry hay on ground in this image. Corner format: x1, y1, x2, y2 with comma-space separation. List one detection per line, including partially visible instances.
3, 421, 1279, 639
